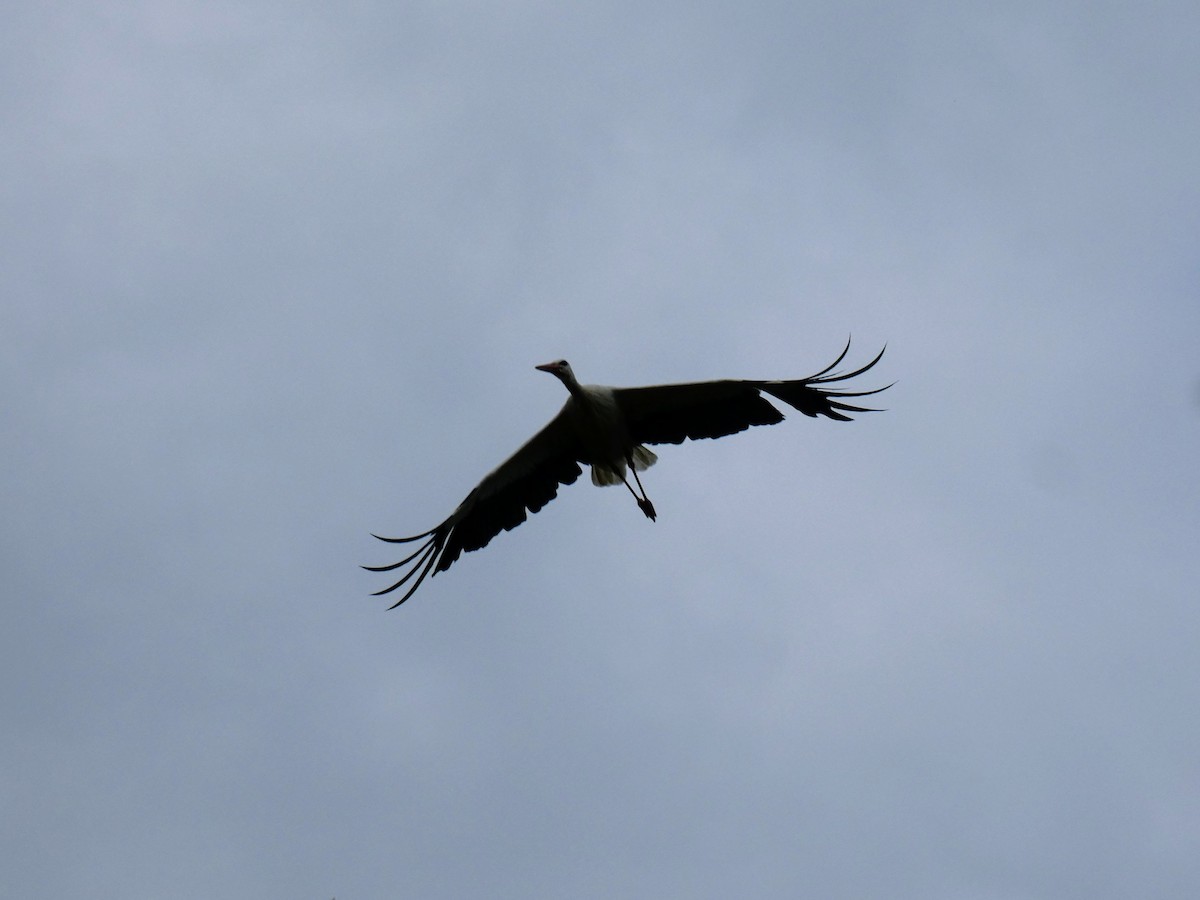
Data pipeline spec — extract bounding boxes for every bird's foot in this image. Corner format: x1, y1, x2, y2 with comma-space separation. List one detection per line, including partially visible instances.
637, 498, 657, 521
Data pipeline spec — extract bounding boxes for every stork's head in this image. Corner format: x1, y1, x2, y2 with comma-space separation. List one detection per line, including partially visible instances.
535, 359, 575, 383
535, 359, 583, 393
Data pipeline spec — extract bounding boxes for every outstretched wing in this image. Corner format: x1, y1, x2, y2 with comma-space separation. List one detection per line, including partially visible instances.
364, 405, 584, 607
615, 339, 889, 445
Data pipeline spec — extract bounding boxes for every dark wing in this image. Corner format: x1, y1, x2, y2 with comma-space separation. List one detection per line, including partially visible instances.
364, 404, 584, 607
615, 339, 890, 445
615, 379, 784, 444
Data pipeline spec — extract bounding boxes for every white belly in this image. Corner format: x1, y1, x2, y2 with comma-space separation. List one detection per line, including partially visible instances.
571, 386, 657, 486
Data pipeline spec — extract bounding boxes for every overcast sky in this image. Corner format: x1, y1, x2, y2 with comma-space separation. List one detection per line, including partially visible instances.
4, 2, 1199, 897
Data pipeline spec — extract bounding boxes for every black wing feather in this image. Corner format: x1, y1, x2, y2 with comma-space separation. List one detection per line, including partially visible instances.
759, 342, 890, 421
617, 381, 783, 444
617, 339, 889, 445
364, 406, 584, 607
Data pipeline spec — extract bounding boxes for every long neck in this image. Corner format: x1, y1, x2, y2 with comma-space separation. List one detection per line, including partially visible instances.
558, 368, 586, 400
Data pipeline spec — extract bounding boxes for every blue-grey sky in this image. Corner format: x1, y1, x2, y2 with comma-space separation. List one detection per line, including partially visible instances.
4, 2, 1199, 897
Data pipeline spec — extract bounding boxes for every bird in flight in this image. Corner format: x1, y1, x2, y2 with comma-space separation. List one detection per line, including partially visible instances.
365, 339, 889, 606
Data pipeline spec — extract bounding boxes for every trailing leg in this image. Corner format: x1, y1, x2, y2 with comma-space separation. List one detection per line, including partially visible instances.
625, 454, 657, 521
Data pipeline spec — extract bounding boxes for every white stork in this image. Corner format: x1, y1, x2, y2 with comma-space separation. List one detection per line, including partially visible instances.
366, 340, 889, 606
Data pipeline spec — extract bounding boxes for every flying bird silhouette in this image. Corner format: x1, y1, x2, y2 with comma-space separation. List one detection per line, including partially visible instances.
365, 340, 889, 606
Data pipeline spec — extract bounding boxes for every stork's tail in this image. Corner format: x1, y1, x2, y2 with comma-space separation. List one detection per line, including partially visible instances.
630, 445, 657, 470
591, 444, 657, 486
